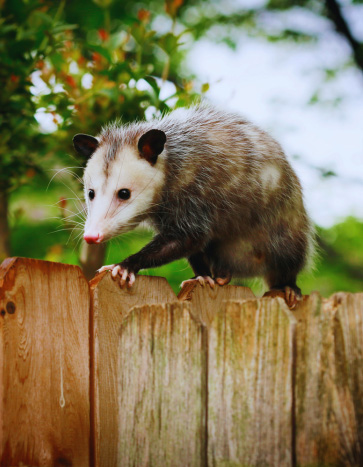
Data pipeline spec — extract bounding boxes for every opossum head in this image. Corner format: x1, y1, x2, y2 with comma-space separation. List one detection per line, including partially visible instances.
73, 129, 166, 244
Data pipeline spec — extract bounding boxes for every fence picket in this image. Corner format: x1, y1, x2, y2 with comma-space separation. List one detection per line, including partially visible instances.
0, 258, 90, 467
334, 292, 363, 463
90, 272, 177, 467
207, 298, 296, 466
117, 302, 206, 466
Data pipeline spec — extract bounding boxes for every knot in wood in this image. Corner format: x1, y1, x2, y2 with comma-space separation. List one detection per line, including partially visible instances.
6, 301, 15, 314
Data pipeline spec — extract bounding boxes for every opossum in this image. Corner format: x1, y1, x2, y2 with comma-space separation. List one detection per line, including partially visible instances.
73, 104, 314, 307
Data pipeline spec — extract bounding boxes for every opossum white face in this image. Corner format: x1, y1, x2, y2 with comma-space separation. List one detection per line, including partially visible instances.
73, 130, 166, 244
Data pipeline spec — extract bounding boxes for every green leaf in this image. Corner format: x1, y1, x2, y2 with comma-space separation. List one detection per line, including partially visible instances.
144, 76, 161, 97
88, 44, 112, 62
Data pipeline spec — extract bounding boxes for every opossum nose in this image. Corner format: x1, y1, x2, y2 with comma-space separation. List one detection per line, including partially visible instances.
84, 233, 104, 244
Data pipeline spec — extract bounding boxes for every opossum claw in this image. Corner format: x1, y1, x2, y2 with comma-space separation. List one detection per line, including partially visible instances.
128, 272, 136, 288
284, 286, 299, 309
98, 264, 136, 288
116, 267, 136, 289
203, 276, 216, 288
264, 286, 301, 309
112, 265, 122, 279
98, 264, 115, 273
181, 276, 215, 289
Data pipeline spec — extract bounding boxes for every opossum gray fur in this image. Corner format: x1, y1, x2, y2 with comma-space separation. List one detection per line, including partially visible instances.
73, 104, 314, 306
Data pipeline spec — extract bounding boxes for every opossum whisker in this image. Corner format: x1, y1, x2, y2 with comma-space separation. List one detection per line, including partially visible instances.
48, 222, 84, 231
46, 209, 86, 221
46, 214, 86, 227
65, 222, 86, 246
45, 200, 87, 222
48, 226, 83, 235
52, 215, 86, 227
47, 167, 85, 190
59, 169, 84, 185
47, 221, 85, 231
41, 202, 86, 221
51, 180, 85, 210
43, 201, 86, 212
72, 233, 85, 253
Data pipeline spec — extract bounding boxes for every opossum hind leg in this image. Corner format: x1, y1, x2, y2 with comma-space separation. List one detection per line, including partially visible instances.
212, 268, 232, 286
264, 257, 303, 309
181, 251, 216, 289
264, 284, 301, 309
215, 275, 232, 286
190, 248, 233, 287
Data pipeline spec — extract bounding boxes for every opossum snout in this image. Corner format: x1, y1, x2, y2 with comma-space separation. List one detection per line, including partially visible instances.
84, 232, 104, 244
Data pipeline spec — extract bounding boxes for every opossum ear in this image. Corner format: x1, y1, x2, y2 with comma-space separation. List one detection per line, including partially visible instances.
138, 129, 166, 164
73, 134, 99, 158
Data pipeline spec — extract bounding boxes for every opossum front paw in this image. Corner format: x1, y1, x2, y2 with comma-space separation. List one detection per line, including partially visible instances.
111, 264, 136, 289
181, 276, 215, 289
98, 264, 136, 288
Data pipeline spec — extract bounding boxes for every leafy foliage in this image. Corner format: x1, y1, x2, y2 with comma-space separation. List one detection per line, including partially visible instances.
0, 1, 72, 191
0, 0, 198, 193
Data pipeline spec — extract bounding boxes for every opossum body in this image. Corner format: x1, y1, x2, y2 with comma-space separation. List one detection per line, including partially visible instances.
74, 105, 314, 306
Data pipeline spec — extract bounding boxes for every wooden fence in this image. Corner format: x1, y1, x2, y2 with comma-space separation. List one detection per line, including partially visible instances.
0, 257, 363, 466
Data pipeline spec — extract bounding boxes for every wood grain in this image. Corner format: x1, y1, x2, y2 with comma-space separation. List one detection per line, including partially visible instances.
0, 257, 90, 467
178, 282, 255, 326
333, 292, 363, 465
117, 302, 206, 466
294, 292, 340, 466
294, 292, 363, 466
208, 297, 296, 466
90, 272, 177, 467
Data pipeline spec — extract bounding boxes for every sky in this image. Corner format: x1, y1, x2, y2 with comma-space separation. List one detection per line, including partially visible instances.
187, 3, 363, 227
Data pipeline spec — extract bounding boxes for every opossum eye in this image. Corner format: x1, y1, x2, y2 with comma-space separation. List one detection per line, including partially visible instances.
88, 189, 95, 200
117, 189, 131, 200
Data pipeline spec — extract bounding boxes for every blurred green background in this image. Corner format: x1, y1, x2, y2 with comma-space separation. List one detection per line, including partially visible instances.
1, 0, 363, 296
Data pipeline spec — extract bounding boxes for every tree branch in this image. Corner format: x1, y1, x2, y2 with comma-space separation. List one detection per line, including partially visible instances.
325, 0, 363, 73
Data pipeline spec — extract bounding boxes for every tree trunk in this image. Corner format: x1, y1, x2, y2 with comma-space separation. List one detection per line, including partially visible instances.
0, 190, 10, 261
79, 241, 107, 280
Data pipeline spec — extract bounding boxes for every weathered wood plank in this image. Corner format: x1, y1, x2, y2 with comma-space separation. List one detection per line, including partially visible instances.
294, 292, 340, 466
178, 282, 255, 326
333, 292, 363, 464
294, 292, 363, 466
208, 297, 296, 466
90, 272, 177, 467
295, 292, 363, 465
117, 302, 206, 466
0, 257, 90, 467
